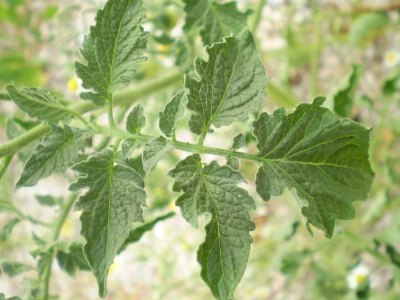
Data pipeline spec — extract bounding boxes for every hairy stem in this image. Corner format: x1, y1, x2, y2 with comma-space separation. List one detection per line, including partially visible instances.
0, 69, 182, 158
0, 155, 13, 180
43, 193, 77, 300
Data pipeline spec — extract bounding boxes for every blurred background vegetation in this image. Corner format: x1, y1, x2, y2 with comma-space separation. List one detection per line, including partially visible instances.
0, 0, 399, 299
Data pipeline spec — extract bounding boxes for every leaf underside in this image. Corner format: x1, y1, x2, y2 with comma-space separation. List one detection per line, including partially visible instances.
184, 0, 250, 46
70, 149, 146, 297
17, 126, 86, 188
254, 97, 374, 237
75, 0, 149, 106
186, 29, 266, 135
169, 154, 255, 299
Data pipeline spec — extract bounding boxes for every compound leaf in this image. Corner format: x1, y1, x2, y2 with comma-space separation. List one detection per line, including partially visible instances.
142, 136, 174, 174
159, 91, 187, 138
16, 126, 86, 188
253, 97, 374, 237
6, 86, 73, 122
75, 0, 149, 106
169, 154, 255, 299
186, 29, 265, 135
184, 0, 250, 46
70, 149, 146, 297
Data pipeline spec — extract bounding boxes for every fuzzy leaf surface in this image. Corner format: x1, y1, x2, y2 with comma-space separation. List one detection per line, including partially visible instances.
186, 29, 265, 135
184, 0, 250, 46
126, 105, 146, 134
253, 97, 374, 237
75, 0, 149, 105
159, 91, 187, 138
6, 86, 73, 122
16, 126, 86, 188
70, 149, 146, 297
169, 154, 255, 299
142, 136, 174, 174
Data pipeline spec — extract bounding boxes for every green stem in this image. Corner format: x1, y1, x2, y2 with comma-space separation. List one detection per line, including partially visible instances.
42, 193, 77, 300
108, 100, 116, 129
0, 69, 182, 158
249, 0, 267, 33
90, 125, 280, 165
0, 155, 13, 180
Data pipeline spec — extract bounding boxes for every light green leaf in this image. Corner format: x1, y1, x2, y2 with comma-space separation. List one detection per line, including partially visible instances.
0, 218, 20, 242
70, 149, 146, 297
169, 154, 255, 299
75, 0, 149, 106
56, 243, 90, 277
16, 126, 86, 188
6, 86, 73, 122
126, 105, 146, 134
186, 29, 266, 135
1, 261, 32, 277
0, 293, 21, 300
142, 136, 174, 174
119, 212, 175, 253
349, 12, 389, 45
184, 0, 250, 46
333, 64, 361, 117
121, 138, 145, 159
159, 91, 187, 138
253, 97, 374, 237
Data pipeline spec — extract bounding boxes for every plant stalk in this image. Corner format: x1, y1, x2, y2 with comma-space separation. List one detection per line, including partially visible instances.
0, 68, 182, 158
42, 193, 77, 300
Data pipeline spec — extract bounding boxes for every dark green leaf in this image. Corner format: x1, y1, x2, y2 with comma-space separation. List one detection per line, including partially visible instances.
169, 154, 255, 299
333, 64, 361, 117
56, 243, 90, 277
75, 0, 149, 105
70, 149, 146, 297
186, 29, 266, 135
253, 97, 373, 237
16, 126, 86, 188
232, 133, 246, 150
35, 195, 63, 207
1, 261, 32, 277
119, 212, 175, 253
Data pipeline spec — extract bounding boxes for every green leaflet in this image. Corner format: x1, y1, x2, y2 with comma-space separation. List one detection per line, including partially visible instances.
142, 136, 174, 174
169, 154, 255, 299
118, 212, 175, 253
70, 149, 146, 297
75, 0, 149, 106
253, 97, 374, 237
6, 86, 73, 122
56, 243, 90, 277
231, 133, 246, 150
1, 261, 32, 277
35, 194, 63, 207
184, 0, 250, 46
0, 218, 20, 242
16, 126, 86, 188
126, 105, 146, 134
159, 91, 187, 138
121, 138, 145, 159
333, 64, 361, 117
186, 29, 266, 135
0, 293, 21, 300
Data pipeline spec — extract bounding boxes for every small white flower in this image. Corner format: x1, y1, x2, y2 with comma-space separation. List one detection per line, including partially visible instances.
347, 264, 369, 290
384, 50, 400, 68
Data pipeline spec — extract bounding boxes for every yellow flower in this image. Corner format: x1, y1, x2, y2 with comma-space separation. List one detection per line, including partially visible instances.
108, 262, 118, 274
67, 77, 79, 93
61, 218, 72, 237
